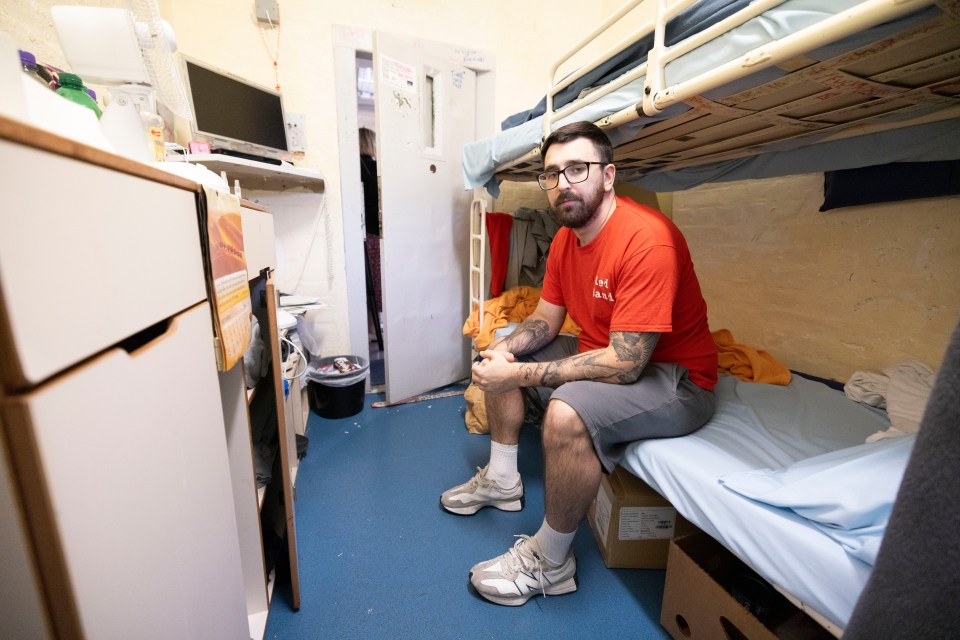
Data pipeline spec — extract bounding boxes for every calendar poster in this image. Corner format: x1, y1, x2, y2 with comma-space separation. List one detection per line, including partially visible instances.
200, 184, 251, 371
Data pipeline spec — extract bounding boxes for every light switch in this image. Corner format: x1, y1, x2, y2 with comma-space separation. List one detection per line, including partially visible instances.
285, 113, 306, 152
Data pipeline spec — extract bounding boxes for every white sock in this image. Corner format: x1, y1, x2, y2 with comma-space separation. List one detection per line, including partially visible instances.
486, 441, 519, 487
533, 519, 576, 567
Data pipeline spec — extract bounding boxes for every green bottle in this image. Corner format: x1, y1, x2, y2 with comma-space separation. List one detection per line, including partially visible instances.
55, 72, 102, 119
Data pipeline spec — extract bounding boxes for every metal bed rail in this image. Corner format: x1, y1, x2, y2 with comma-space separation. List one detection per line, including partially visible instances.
537, 0, 938, 141
468, 187, 488, 345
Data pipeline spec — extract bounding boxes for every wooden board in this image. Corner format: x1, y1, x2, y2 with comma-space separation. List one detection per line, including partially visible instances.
265, 272, 302, 610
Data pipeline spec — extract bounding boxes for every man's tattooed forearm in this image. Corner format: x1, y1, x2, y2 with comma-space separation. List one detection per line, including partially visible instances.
503, 319, 552, 356
518, 331, 659, 388
523, 350, 625, 388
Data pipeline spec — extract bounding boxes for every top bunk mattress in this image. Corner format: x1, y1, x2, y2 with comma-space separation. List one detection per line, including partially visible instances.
463, 0, 960, 196
619, 374, 911, 633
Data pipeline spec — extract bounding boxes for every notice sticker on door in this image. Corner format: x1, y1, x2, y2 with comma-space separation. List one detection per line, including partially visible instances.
379, 54, 417, 93
618, 506, 677, 540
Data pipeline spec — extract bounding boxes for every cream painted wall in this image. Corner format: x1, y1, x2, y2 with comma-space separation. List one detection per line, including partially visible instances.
674, 174, 960, 382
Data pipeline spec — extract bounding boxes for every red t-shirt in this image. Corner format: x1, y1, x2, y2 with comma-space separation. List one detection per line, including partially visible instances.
541, 196, 718, 390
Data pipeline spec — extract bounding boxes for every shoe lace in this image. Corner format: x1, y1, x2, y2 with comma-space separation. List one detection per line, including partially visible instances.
508, 535, 547, 596
469, 466, 498, 491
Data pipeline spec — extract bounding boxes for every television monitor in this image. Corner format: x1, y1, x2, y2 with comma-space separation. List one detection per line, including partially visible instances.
180, 55, 289, 161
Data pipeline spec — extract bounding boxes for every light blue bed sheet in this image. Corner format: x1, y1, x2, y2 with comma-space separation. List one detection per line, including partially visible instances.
462, 0, 954, 197
620, 374, 899, 630
720, 433, 914, 566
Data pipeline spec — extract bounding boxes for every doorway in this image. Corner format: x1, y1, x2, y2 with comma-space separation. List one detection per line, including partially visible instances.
355, 51, 384, 387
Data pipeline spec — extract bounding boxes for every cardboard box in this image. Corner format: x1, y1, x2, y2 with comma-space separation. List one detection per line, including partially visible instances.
587, 465, 694, 569
660, 532, 835, 640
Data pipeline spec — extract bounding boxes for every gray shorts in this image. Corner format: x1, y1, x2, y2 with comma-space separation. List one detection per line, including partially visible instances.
520, 335, 716, 473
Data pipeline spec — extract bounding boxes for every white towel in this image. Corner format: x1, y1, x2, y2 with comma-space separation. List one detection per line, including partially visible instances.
844, 370, 889, 408
848, 361, 936, 442
866, 426, 912, 443
884, 361, 936, 433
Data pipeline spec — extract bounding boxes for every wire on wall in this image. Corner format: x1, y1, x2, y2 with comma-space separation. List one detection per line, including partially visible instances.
257, 2, 282, 92
285, 196, 327, 292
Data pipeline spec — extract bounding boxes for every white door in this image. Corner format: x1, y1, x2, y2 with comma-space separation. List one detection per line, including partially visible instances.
373, 33, 477, 403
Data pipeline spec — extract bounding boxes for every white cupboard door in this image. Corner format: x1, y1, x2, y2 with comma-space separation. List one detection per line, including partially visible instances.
0, 139, 206, 389
374, 33, 477, 403
2, 302, 248, 640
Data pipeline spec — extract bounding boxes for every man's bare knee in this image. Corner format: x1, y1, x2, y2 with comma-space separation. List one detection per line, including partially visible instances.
542, 400, 589, 449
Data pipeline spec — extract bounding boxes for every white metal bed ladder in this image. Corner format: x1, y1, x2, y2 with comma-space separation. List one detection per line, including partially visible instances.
468, 187, 489, 351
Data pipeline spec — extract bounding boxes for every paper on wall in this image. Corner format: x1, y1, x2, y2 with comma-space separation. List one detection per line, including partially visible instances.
199, 184, 251, 371
378, 53, 417, 93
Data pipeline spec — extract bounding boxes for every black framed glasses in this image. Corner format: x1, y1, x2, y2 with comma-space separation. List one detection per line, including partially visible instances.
537, 161, 606, 190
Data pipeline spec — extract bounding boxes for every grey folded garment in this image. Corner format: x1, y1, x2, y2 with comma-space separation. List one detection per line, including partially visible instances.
884, 361, 935, 433
844, 370, 888, 408
845, 361, 936, 441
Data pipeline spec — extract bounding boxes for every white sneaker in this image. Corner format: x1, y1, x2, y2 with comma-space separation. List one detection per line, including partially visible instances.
470, 535, 577, 606
440, 465, 524, 515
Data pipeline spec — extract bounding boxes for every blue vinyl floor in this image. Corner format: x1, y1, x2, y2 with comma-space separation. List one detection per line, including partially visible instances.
265, 386, 671, 639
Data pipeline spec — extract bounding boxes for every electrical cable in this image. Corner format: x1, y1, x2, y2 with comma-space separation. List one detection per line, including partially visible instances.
282, 195, 326, 292
257, 3, 282, 91
279, 333, 308, 380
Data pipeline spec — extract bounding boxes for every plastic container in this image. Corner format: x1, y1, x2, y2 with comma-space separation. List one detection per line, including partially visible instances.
18, 50, 50, 88
140, 109, 166, 162
55, 72, 101, 118
305, 355, 369, 419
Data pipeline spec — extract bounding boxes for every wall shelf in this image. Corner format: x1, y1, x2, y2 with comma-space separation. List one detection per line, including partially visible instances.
184, 154, 324, 192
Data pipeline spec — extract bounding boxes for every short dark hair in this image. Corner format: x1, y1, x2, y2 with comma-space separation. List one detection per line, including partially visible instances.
540, 121, 614, 166
359, 127, 376, 158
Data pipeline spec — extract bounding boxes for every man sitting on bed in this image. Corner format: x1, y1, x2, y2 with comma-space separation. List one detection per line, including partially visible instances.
441, 120, 718, 606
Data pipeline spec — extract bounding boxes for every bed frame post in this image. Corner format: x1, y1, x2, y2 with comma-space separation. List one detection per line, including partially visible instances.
643, 0, 669, 116
469, 188, 489, 351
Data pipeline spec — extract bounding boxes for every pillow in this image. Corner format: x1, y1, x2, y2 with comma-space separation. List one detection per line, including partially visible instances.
719, 435, 916, 565
820, 160, 960, 212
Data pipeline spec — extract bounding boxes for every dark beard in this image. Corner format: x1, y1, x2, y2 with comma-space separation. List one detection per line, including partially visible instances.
549, 182, 605, 229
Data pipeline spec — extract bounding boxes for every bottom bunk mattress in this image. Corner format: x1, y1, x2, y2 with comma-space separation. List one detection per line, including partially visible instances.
620, 374, 913, 633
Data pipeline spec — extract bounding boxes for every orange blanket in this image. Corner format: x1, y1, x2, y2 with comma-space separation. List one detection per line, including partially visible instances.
462, 286, 580, 350
712, 329, 791, 385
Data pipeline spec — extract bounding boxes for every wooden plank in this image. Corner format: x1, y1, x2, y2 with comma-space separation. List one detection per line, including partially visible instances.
265, 272, 301, 610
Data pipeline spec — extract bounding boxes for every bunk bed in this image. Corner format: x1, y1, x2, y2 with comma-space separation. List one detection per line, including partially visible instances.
465, 0, 960, 197
462, 0, 958, 634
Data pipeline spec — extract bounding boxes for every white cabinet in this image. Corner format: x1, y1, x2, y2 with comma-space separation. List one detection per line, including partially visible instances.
0, 117, 248, 639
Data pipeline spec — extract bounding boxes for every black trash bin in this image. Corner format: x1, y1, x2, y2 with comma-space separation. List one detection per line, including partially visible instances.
306, 355, 369, 419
